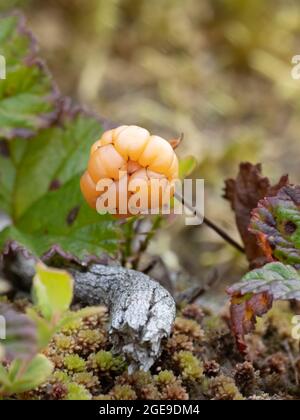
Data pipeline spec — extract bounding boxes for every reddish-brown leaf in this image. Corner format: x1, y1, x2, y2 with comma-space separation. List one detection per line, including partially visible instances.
227, 262, 300, 353
224, 162, 288, 268
229, 292, 273, 354
251, 185, 300, 268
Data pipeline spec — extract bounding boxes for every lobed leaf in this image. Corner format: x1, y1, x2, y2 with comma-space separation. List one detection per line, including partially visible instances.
227, 262, 300, 353
224, 162, 289, 268
0, 13, 59, 139
250, 185, 300, 267
228, 262, 300, 300
0, 114, 120, 263
1, 354, 53, 395
0, 13, 123, 264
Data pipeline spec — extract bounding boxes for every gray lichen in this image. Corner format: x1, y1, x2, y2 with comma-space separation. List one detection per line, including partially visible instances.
1, 250, 176, 372
71, 265, 176, 372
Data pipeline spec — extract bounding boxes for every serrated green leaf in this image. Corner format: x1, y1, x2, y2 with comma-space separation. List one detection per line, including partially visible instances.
0, 115, 120, 263
228, 262, 300, 300
32, 263, 73, 321
3, 354, 53, 394
0, 14, 58, 138
0, 13, 129, 264
227, 262, 300, 353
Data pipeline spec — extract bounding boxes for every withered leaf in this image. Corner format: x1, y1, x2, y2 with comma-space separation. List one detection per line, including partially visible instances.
229, 292, 273, 354
227, 262, 300, 353
224, 163, 288, 268
250, 185, 300, 268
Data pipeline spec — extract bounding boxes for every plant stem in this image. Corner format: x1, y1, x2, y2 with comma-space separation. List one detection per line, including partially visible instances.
174, 192, 245, 254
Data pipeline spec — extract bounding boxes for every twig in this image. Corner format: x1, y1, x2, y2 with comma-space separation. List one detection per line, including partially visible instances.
176, 268, 220, 305
174, 192, 245, 254
131, 216, 162, 270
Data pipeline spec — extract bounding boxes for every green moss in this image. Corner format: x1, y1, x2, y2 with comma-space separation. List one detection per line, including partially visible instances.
64, 354, 86, 372
52, 370, 70, 384
110, 385, 137, 400
54, 334, 74, 351
175, 351, 204, 381
209, 375, 243, 401
72, 372, 99, 389
90, 350, 125, 372
7, 296, 300, 400
77, 329, 105, 345
61, 318, 83, 333
66, 383, 92, 400
155, 370, 176, 385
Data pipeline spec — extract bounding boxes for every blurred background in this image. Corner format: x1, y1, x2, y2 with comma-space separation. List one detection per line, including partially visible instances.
2, 0, 300, 307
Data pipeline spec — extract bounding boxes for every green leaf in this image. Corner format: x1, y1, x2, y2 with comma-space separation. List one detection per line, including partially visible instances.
0, 13, 128, 264
0, 115, 120, 263
32, 263, 73, 321
3, 354, 53, 394
227, 262, 300, 353
0, 13, 58, 139
26, 308, 54, 350
228, 262, 300, 301
179, 156, 197, 179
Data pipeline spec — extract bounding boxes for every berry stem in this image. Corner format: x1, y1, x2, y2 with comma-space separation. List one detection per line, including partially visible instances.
174, 192, 245, 254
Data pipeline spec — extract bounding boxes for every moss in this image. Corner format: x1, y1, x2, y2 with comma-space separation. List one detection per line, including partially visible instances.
154, 371, 189, 400
174, 351, 204, 381
173, 318, 204, 340
76, 329, 105, 354
155, 370, 176, 385
88, 350, 125, 372
66, 383, 92, 400
61, 318, 83, 333
7, 297, 300, 400
54, 334, 75, 351
72, 372, 99, 390
51, 370, 70, 384
161, 383, 189, 400
234, 362, 257, 396
64, 354, 86, 372
181, 304, 204, 323
209, 375, 243, 400
117, 371, 161, 400
94, 394, 113, 400
109, 385, 137, 400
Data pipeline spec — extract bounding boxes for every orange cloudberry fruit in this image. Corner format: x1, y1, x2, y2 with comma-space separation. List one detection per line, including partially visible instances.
80, 125, 179, 217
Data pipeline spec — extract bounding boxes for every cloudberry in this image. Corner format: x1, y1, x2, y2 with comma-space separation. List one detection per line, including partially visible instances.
80, 125, 179, 217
